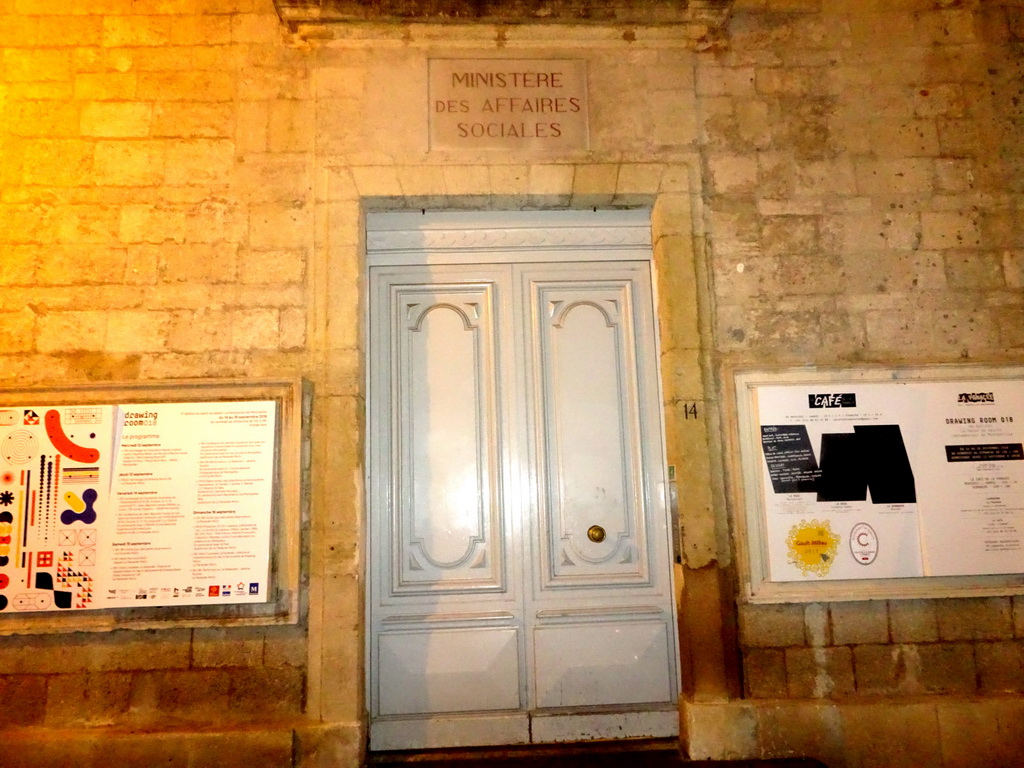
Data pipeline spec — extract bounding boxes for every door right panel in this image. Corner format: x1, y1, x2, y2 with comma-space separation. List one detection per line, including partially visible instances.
517, 262, 678, 710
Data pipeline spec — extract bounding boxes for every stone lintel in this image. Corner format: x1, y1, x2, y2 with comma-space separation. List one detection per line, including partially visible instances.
274, 0, 734, 31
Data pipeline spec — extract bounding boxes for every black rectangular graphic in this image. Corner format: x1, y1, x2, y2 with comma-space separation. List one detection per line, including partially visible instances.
853, 424, 917, 504
816, 432, 868, 502
761, 425, 821, 493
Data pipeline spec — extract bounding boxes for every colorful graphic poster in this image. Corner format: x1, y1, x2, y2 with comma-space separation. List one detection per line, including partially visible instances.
0, 400, 277, 613
754, 380, 1024, 581
0, 405, 115, 612
101, 402, 277, 608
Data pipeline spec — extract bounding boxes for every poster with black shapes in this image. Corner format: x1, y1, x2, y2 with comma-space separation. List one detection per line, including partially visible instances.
752, 378, 1024, 583
756, 384, 926, 583
853, 425, 917, 504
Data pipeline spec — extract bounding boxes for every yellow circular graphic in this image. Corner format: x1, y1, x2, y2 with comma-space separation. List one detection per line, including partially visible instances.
786, 519, 840, 577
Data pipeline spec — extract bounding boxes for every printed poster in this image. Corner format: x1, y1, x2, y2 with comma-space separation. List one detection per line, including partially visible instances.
0, 401, 277, 613
0, 405, 114, 612
101, 401, 276, 608
754, 380, 1024, 582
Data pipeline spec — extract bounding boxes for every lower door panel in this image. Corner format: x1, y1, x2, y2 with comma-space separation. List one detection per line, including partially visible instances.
532, 620, 674, 708
377, 627, 522, 715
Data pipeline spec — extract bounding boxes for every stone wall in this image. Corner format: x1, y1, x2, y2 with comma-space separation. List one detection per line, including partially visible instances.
1, 625, 306, 725
0, 0, 1022, 766
0, 0, 312, 381
0, 2, 321, 764
740, 597, 1024, 698
697, 0, 1024, 719
700, 0, 1023, 364
688, 2, 1024, 765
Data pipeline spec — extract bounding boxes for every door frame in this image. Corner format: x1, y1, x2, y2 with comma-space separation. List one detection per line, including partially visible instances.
303, 161, 738, 761
362, 208, 683, 750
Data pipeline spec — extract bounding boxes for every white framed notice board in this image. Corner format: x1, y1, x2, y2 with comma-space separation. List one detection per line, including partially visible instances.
732, 365, 1024, 603
0, 379, 304, 632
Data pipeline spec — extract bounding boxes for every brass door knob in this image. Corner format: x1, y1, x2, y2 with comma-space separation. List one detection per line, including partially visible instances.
587, 525, 606, 543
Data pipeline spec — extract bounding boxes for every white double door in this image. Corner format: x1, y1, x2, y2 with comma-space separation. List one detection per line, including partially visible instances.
366, 212, 679, 751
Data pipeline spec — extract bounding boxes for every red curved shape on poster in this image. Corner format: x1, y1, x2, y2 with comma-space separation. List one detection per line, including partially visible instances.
44, 410, 100, 463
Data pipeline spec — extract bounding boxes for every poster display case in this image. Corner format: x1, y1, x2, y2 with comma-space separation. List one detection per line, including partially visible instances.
732, 366, 1024, 602
0, 380, 303, 632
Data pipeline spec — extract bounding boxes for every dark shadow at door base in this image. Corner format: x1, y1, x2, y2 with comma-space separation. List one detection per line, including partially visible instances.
367, 738, 829, 767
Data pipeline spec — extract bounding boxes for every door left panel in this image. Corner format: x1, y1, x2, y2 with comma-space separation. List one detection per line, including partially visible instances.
368, 266, 527, 747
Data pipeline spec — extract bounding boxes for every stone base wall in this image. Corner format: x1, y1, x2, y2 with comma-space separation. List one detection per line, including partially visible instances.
0, 625, 307, 730
683, 696, 1024, 768
4, 722, 361, 768
740, 598, 1024, 700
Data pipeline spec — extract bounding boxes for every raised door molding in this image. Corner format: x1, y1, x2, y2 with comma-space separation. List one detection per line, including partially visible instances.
366, 210, 652, 266
374, 270, 512, 597
394, 284, 505, 592
528, 277, 651, 587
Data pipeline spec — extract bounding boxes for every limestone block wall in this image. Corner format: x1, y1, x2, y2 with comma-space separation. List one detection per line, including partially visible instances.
740, 597, 1024, 699
700, 0, 1023, 364
0, 0, 318, 757
695, 0, 1024, 725
0, 0, 1022, 764
0, 1, 312, 382
0, 625, 306, 727
0, 0, 713, 762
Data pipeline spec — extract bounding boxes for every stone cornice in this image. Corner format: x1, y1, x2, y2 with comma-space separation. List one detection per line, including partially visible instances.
274, 0, 734, 41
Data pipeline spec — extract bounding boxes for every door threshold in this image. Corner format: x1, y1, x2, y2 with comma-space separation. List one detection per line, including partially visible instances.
370, 707, 679, 751
367, 737, 681, 763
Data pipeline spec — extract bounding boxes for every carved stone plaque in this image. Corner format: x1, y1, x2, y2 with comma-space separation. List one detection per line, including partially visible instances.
429, 59, 589, 152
